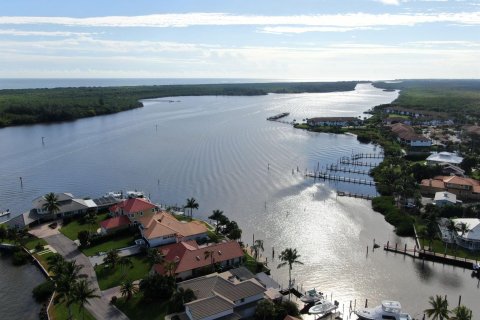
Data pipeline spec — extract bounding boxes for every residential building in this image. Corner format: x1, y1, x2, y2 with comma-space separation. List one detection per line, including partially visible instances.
426, 152, 463, 166
440, 164, 465, 177
178, 268, 266, 320
389, 123, 431, 147
109, 197, 158, 219
451, 218, 480, 251
306, 117, 361, 127
433, 191, 461, 207
420, 176, 480, 200
100, 215, 131, 235
154, 240, 244, 280
137, 212, 208, 247
32, 193, 97, 219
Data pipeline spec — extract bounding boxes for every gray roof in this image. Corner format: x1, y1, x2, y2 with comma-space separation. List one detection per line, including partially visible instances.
228, 266, 255, 281
179, 275, 218, 300
214, 278, 265, 302
186, 295, 233, 320
32, 192, 74, 208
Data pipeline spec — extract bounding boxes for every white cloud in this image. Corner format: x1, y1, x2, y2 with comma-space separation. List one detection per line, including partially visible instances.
0, 12, 479, 29
260, 26, 379, 34
375, 0, 401, 5
0, 29, 94, 37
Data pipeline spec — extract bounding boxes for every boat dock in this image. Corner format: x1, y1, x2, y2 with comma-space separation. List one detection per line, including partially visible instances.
339, 159, 378, 167
326, 165, 370, 175
351, 153, 383, 160
337, 191, 374, 200
384, 242, 479, 269
306, 172, 376, 186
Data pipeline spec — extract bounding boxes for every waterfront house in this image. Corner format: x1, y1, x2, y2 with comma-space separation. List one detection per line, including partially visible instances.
420, 176, 480, 200
109, 197, 158, 219
177, 268, 266, 319
33, 193, 97, 219
389, 123, 432, 147
154, 240, 244, 280
100, 215, 131, 235
433, 191, 461, 207
137, 211, 208, 247
451, 218, 480, 251
426, 152, 463, 166
440, 164, 465, 177
306, 117, 361, 127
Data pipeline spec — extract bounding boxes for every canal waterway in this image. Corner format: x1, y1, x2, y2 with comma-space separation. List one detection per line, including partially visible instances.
0, 83, 478, 318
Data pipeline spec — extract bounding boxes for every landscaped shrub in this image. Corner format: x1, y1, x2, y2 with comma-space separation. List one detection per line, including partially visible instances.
35, 242, 44, 252
12, 249, 30, 265
372, 196, 415, 236
32, 280, 55, 303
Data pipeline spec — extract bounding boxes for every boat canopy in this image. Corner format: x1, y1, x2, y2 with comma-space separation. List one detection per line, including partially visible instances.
382, 301, 402, 314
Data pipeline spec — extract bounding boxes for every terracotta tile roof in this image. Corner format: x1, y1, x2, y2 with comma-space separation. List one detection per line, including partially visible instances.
100, 216, 131, 230
443, 176, 479, 186
154, 241, 244, 275
420, 179, 445, 189
140, 212, 208, 240
109, 198, 156, 214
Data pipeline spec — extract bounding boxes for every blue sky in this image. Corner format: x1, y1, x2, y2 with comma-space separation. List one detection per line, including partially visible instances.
0, 0, 479, 79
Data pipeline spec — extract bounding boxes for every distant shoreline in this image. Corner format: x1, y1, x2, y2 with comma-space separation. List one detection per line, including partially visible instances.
0, 81, 358, 128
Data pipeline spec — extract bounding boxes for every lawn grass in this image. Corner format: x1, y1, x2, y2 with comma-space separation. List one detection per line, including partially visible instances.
94, 255, 151, 290
420, 238, 480, 261
23, 237, 48, 250
60, 213, 109, 241
49, 300, 96, 320
81, 234, 135, 257
115, 294, 170, 320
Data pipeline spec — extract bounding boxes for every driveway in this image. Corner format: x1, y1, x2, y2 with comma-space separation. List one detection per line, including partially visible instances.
28, 222, 61, 238
89, 244, 142, 266
45, 233, 129, 320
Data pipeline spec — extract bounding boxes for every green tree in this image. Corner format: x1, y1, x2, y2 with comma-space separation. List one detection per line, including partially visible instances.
120, 279, 138, 301
255, 300, 277, 320
457, 222, 470, 237
42, 192, 60, 217
208, 209, 225, 234
118, 257, 133, 277
450, 305, 473, 320
77, 230, 90, 248
228, 227, 242, 241
73, 279, 99, 320
277, 248, 304, 293
104, 249, 120, 269
55, 260, 84, 320
170, 287, 196, 312
139, 273, 175, 302
163, 260, 177, 279
0, 225, 6, 241
184, 197, 199, 220
251, 239, 264, 261
147, 248, 164, 265
204, 250, 215, 272
424, 295, 450, 320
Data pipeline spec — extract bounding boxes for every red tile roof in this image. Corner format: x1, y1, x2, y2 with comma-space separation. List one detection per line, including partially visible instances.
109, 198, 156, 214
154, 241, 244, 275
100, 215, 131, 230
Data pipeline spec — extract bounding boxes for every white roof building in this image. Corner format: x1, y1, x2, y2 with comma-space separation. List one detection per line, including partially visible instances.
452, 218, 480, 251
433, 191, 459, 206
426, 152, 463, 165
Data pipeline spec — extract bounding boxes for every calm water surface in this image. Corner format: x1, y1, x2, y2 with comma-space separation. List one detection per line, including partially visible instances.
0, 83, 478, 319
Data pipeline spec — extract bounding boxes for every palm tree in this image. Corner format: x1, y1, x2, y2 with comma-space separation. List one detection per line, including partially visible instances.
424, 295, 450, 320
147, 248, 164, 265
209, 209, 225, 234
277, 248, 304, 292
120, 279, 138, 301
204, 250, 215, 272
55, 260, 83, 320
163, 260, 177, 278
170, 287, 196, 312
73, 279, 99, 320
104, 249, 120, 269
457, 222, 470, 237
42, 192, 60, 217
450, 305, 473, 320
185, 197, 199, 220
118, 257, 133, 277
251, 239, 264, 261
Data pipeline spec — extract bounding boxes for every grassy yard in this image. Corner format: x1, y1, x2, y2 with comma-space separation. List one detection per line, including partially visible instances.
115, 294, 170, 320
81, 234, 136, 257
23, 237, 48, 250
94, 255, 151, 290
49, 300, 96, 320
60, 213, 109, 241
420, 238, 480, 261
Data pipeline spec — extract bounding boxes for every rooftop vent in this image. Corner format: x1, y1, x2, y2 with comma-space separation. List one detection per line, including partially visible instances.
196, 256, 200, 261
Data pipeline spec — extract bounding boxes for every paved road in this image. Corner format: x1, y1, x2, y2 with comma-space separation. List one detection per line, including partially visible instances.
45, 234, 129, 320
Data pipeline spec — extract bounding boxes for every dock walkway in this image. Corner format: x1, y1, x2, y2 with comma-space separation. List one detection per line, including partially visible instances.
306, 172, 376, 186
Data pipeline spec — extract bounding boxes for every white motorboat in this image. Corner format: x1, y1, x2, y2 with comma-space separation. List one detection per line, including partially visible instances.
309, 299, 337, 318
300, 289, 324, 304
105, 191, 122, 199
355, 301, 412, 320
126, 190, 147, 199
0, 209, 10, 217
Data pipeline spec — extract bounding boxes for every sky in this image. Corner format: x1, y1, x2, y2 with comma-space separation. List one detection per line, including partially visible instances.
0, 0, 479, 80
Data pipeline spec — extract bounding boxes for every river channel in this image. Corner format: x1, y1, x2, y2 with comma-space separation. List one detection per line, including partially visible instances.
0, 83, 478, 318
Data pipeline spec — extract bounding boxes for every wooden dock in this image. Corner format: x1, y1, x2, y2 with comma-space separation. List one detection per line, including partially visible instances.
327, 164, 370, 175
306, 172, 376, 186
384, 243, 479, 269
351, 153, 383, 160
337, 191, 374, 200
339, 159, 378, 167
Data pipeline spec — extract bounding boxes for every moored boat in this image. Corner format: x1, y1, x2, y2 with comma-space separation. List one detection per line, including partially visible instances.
0, 209, 10, 217
308, 299, 337, 318
355, 300, 412, 320
300, 288, 323, 304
